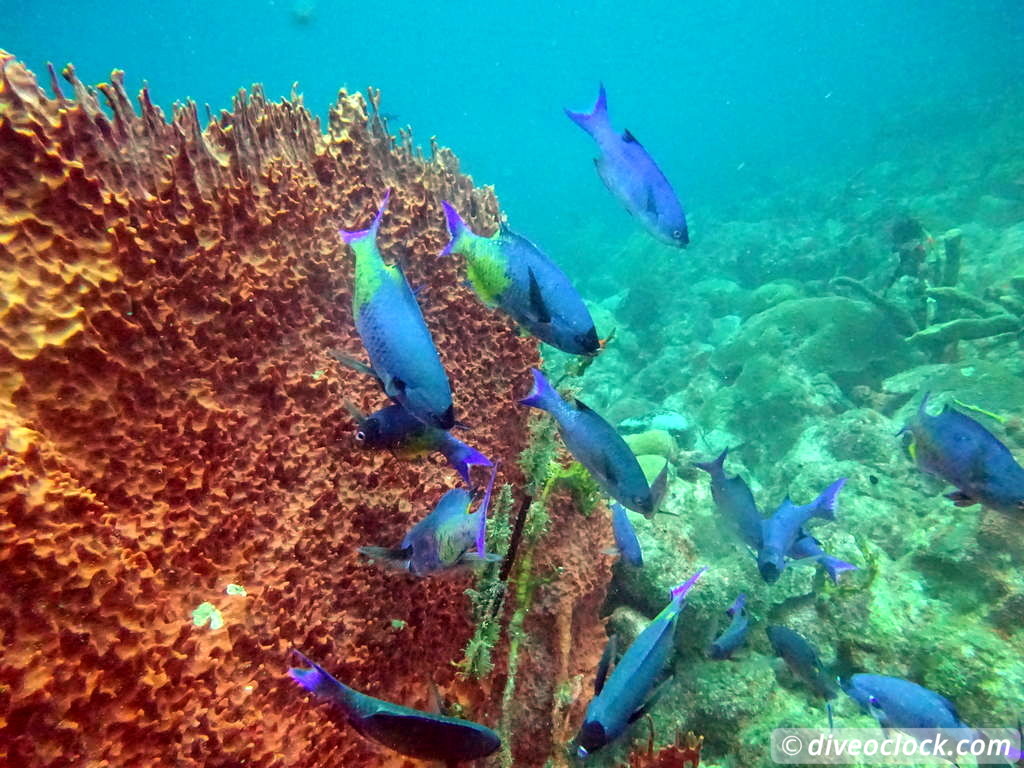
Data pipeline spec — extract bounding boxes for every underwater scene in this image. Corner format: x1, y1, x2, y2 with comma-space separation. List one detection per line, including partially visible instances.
3, 2, 1024, 767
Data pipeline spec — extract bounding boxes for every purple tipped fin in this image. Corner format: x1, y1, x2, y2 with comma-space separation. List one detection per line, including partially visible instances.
820, 556, 858, 584
693, 448, 729, 478
564, 83, 609, 137
812, 478, 846, 521
287, 650, 336, 697
476, 463, 499, 556
670, 566, 708, 602
441, 437, 493, 483
518, 368, 560, 413
339, 189, 391, 245
727, 593, 747, 617
439, 200, 469, 257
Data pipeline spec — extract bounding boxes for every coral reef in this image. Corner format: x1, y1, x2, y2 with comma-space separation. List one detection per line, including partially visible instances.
0, 49, 558, 767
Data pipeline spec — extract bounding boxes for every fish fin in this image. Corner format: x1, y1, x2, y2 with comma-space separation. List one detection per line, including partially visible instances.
475, 463, 499, 556
622, 128, 639, 144
784, 554, 825, 569
339, 189, 391, 245
727, 593, 747, 618
946, 490, 978, 507
820, 556, 858, 584
453, 420, 473, 431
647, 459, 670, 518
565, 83, 609, 137
427, 681, 445, 715
670, 567, 708, 601
812, 478, 846, 521
358, 545, 413, 569
600, 546, 621, 556
693, 448, 729, 477
440, 438, 492, 484
526, 267, 552, 324
439, 200, 475, 257
328, 349, 381, 381
593, 156, 614, 189
519, 368, 560, 412
288, 650, 347, 699
599, 450, 620, 487
645, 187, 658, 215
827, 701, 835, 731
594, 634, 618, 694
343, 399, 366, 423
498, 220, 513, 237
628, 675, 673, 723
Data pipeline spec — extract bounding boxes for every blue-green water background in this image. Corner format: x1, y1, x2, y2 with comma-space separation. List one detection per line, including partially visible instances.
8, 1, 1023, 268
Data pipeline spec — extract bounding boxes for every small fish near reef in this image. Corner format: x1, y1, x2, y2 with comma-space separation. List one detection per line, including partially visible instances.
694, 450, 855, 584
359, 464, 501, 577
520, 368, 668, 517
340, 189, 455, 429
708, 593, 749, 660
288, 651, 500, 765
757, 478, 846, 584
576, 568, 707, 758
903, 393, 1024, 515
606, 502, 644, 567
346, 401, 491, 483
766, 625, 837, 730
439, 201, 600, 355
566, 84, 689, 248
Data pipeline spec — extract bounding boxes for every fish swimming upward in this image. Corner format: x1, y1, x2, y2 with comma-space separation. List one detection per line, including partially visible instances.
348, 401, 491, 483
576, 568, 707, 758
439, 201, 599, 355
520, 368, 667, 517
903, 393, 1024, 515
766, 625, 837, 729
566, 84, 689, 247
708, 593, 750, 660
607, 502, 644, 567
359, 464, 501, 577
757, 478, 846, 584
340, 189, 455, 430
288, 651, 500, 766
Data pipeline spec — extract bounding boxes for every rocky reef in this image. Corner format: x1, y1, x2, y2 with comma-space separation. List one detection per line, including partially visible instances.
0, 50, 611, 767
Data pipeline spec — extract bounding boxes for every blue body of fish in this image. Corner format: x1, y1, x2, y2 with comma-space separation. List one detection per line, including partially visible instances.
905, 394, 1024, 515
341, 190, 455, 430
440, 201, 599, 355
576, 568, 706, 757
758, 479, 846, 584
842, 674, 967, 728
566, 85, 688, 248
520, 368, 658, 516
288, 651, 500, 763
709, 593, 749, 660
610, 503, 644, 567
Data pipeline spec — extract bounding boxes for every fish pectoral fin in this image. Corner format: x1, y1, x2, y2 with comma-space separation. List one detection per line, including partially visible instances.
627, 675, 674, 723
358, 545, 413, 568
645, 187, 658, 216
526, 267, 552, 324
622, 128, 639, 144
594, 156, 613, 188
328, 350, 385, 390
599, 451, 620, 487
594, 634, 618, 695
946, 490, 978, 507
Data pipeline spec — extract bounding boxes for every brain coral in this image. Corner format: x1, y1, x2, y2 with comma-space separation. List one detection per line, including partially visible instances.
0, 50, 612, 767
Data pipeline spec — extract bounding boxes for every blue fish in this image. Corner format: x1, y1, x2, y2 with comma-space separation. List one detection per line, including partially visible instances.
288, 651, 500, 765
576, 568, 707, 758
566, 85, 688, 248
695, 451, 855, 584
349, 402, 491, 483
758, 479, 846, 584
439, 202, 599, 355
340, 190, 455, 429
708, 593, 749, 660
904, 393, 1024, 515
520, 368, 666, 516
841, 674, 968, 729
693, 448, 763, 549
766, 625, 837, 729
359, 465, 501, 577
607, 503, 644, 567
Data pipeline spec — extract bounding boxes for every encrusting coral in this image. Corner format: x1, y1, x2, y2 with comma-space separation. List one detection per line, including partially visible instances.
0, 50, 613, 767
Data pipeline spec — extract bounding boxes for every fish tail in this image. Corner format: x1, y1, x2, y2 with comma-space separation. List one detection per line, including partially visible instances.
670, 566, 708, 602
693, 447, 729, 477
288, 650, 348, 701
518, 368, 559, 413
440, 436, 493, 484
439, 200, 476, 256
812, 478, 846, 521
339, 188, 391, 246
564, 83, 609, 137
820, 556, 858, 584
475, 463, 499, 556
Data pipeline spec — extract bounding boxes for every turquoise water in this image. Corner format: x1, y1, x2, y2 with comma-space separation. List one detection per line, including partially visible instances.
9, 1, 1022, 256
6, 3, 1024, 767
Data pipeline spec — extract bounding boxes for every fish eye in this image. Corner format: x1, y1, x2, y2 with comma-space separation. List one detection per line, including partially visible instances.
868, 696, 881, 707
673, 229, 683, 238
355, 430, 366, 443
